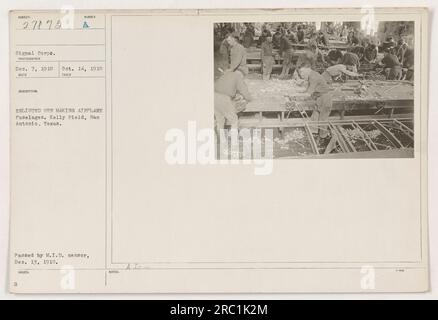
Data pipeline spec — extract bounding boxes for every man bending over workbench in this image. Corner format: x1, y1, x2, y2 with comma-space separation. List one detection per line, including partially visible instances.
214, 68, 253, 131
321, 64, 359, 83
380, 48, 403, 80
295, 57, 333, 140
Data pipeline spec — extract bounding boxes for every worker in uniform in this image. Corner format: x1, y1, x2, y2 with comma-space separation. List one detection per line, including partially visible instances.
350, 46, 365, 62
295, 57, 333, 139
396, 38, 409, 65
225, 35, 249, 76
258, 27, 272, 46
272, 27, 282, 49
403, 47, 414, 81
321, 64, 359, 83
381, 48, 403, 80
347, 30, 360, 46
381, 36, 396, 52
214, 69, 252, 131
340, 25, 348, 41
341, 51, 360, 73
326, 49, 343, 65
279, 31, 295, 79
308, 33, 326, 66
260, 35, 275, 80
296, 25, 305, 43
287, 28, 298, 44
242, 23, 255, 48
216, 33, 232, 75
363, 43, 378, 63
317, 30, 330, 47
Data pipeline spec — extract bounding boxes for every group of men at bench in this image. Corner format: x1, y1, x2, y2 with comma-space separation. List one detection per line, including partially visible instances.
214, 26, 414, 141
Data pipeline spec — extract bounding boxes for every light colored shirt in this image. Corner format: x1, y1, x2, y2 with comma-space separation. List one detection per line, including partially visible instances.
261, 41, 274, 57
322, 64, 358, 82
307, 70, 330, 95
214, 71, 252, 101
229, 43, 247, 72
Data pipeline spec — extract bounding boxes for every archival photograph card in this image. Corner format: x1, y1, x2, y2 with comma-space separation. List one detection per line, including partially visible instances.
9, 7, 429, 293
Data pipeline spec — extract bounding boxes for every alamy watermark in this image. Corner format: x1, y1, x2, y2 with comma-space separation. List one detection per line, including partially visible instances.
165, 121, 274, 175
360, 265, 376, 290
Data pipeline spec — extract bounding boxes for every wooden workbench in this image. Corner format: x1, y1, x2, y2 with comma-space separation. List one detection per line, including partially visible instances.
239, 79, 414, 127
250, 38, 349, 51
245, 47, 379, 74
244, 79, 413, 112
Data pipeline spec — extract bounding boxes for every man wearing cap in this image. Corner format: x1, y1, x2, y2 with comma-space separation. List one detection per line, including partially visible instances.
382, 36, 396, 52
258, 27, 272, 46
272, 27, 282, 49
225, 35, 249, 76
295, 57, 333, 139
403, 47, 414, 81
260, 35, 276, 80
381, 48, 402, 80
308, 33, 326, 66
279, 30, 295, 79
243, 23, 255, 48
296, 25, 305, 43
214, 69, 253, 130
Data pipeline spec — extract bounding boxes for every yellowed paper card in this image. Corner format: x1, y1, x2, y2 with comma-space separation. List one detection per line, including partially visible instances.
9, 8, 429, 293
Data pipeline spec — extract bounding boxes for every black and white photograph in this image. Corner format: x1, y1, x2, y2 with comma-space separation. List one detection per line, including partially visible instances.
214, 21, 415, 158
